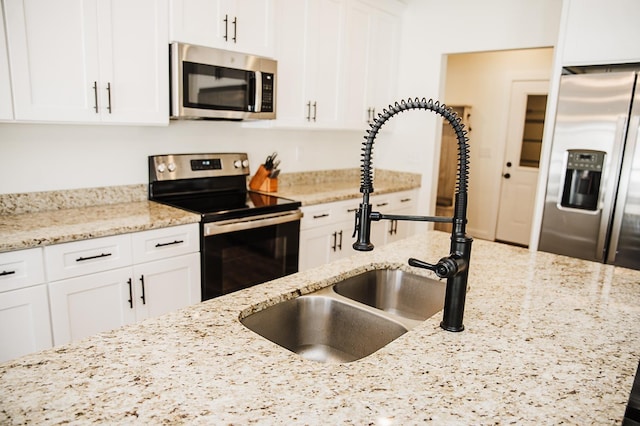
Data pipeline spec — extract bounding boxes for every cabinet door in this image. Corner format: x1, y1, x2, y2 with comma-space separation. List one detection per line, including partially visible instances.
0, 5, 14, 121
97, 0, 168, 124
0, 284, 52, 362
275, 0, 344, 127
133, 253, 200, 321
226, 0, 274, 57
170, 0, 221, 47
170, 0, 273, 56
4, 0, 101, 122
387, 191, 418, 243
343, 0, 401, 129
299, 225, 335, 271
299, 220, 353, 271
48, 268, 136, 346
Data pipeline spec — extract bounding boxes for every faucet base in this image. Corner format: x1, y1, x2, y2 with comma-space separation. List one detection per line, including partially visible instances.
440, 322, 465, 332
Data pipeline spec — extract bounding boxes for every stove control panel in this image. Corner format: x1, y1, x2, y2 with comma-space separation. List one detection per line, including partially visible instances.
149, 153, 250, 182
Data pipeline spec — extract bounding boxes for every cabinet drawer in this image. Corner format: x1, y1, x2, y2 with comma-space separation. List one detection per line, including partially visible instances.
301, 199, 360, 230
0, 248, 45, 292
132, 224, 199, 264
300, 205, 334, 230
45, 234, 132, 281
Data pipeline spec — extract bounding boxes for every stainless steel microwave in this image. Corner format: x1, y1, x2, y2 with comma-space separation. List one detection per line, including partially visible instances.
169, 42, 276, 120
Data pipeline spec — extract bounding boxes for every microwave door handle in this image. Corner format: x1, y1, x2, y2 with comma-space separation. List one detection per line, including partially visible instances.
253, 71, 262, 113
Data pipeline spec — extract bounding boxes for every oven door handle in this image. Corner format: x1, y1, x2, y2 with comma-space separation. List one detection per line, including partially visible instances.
203, 210, 303, 236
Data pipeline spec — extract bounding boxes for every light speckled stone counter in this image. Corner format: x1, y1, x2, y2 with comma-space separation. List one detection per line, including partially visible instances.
1, 232, 638, 424
0, 185, 200, 253
273, 168, 421, 205
0, 201, 200, 253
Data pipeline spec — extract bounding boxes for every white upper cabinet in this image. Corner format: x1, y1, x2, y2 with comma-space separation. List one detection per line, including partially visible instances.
561, 0, 640, 66
3, 0, 168, 125
0, 6, 14, 121
275, 0, 345, 128
274, 0, 403, 130
343, 0, 401, 129
170, 0, 274, 57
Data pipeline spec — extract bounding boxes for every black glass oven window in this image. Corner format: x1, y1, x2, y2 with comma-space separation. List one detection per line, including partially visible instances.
202, 220, 300, 300
183, 62, 254, 111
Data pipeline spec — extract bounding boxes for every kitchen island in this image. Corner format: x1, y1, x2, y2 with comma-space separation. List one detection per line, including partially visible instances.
1, 231, 638, 424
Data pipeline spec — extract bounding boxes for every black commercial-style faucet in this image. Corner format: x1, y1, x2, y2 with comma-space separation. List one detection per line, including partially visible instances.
352, 98, 473, 332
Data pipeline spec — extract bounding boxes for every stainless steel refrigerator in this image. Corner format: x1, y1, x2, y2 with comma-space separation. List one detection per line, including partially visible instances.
539, 68, 640, 270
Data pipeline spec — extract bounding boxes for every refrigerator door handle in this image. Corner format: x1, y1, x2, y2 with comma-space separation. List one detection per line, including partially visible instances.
606, 113, 640, 264
597, 115, 629, 261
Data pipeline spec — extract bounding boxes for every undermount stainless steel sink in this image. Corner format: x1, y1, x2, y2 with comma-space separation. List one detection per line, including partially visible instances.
241, 294, 408, 363
333, 269, 446, 321
241, 269, 446, 363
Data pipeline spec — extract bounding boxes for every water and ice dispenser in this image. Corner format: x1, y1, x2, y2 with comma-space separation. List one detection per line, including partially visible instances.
560, 150, 605, 211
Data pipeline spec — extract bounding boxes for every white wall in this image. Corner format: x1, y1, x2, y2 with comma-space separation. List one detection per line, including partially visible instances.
375, 0, 562, 228
0, 121, 362, 194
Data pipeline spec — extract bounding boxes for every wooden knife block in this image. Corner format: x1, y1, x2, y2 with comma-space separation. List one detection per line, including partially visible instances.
249, 165, 278, 193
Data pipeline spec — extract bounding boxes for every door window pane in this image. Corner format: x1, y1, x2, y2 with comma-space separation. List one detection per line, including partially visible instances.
520, 95, 547, 168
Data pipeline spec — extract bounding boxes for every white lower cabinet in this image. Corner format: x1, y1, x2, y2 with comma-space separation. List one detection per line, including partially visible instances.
48, 268, 136, 345
370, 190, 418, 246
0, 247, 52, 362
299, 190, 419, 271
299, 219, 354, 271
132, 253, 200, 322
46, 224, 200, 346
48, 252, 200, 345
0, 284, 52, 362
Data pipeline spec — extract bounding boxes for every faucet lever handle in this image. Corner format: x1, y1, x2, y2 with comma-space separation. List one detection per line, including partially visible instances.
408, 257, 459, 279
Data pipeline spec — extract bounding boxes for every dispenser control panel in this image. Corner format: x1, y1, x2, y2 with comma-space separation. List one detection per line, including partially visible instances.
566, 150, 605, 172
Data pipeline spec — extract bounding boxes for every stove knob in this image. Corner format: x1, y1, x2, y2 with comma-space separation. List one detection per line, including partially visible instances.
157, 163, 167, 173
233, 160, 242, 168
167, 162, 176, 172
242, 159, 249, 168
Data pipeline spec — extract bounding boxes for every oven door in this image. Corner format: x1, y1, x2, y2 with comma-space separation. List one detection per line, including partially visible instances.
201, 211, 302, 300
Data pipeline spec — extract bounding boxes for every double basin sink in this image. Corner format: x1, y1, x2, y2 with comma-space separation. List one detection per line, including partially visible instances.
241, 269, 445, 363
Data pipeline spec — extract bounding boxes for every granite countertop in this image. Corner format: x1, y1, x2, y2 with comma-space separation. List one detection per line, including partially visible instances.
0, 201, 200, 253
272, 168, 421, 206
0, 169, 419, 253
1, 231, 639, 424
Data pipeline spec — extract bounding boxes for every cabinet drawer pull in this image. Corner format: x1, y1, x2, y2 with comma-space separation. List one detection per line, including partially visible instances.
400, 198, 412, 203
313, 213, 329, 219
155, 239, 184, 248
306, 101, 311, 121
139, 275, 146, 305
127, 278, 133, 309
0, 270, 16, 277
376, 202, 388, 207
331, 231, 337, 252
347, 208, 358, 213
76, 252, 112, 262
223, 14, 229, 41
337, 230, 343, 251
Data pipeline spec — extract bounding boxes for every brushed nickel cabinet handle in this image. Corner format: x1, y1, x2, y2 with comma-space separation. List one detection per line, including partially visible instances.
93, 81, 99, 113
106, 82, 112, 113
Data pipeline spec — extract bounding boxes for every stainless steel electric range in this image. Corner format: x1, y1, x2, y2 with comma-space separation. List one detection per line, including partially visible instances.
148, 153, 302, 301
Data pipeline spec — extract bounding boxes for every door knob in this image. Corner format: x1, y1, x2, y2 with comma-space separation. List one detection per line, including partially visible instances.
503, 173, 511, 179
